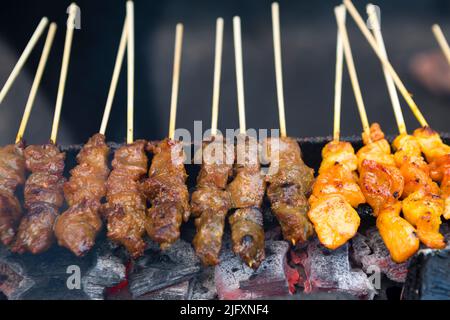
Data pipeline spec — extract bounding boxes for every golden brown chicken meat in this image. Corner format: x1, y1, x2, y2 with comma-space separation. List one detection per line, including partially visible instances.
264, 137, 314, 245
413, 126, 450, 220
142, 138, 190, 250
357, 123, 419, 263
392, 133, 445, 249
0, 142, 25, 246
227, 135, 265, 269
191, 136, 234, 265
11, 143, 66, 254
308, 140, 364, 249
102, 140, 147, 259
54, 133, 110, 256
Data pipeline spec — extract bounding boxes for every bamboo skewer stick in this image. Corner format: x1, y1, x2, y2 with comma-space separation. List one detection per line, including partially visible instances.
432, 24, 450, 67
271, 2, 287, 138
99, 16, 128, 136
233, 16, 246, 134
168, 23, 184, 140
16, 23, 57, 143
210, 18, 224, 137
0, 17, 49, 104
333, 7, 345, 141
343, 0, 428, 128
335, 5, 370, 141
50, 3, 78, 144
126, 1, 135, 144
367, 4, 406, 135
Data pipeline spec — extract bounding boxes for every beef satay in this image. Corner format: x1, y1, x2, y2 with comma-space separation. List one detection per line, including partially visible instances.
227, 135, 265, 269
11, 143, 66, 254
54, 133, 109, 256
191, 136, 233, 265
102, 140, 148, 259
143, 138, 190, 250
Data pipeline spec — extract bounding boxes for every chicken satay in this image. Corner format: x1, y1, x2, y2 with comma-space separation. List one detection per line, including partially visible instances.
191, 136, 233, 265
54, 133, 110, 256
0, 142, 26, 245
142, 138, 190, 250
102, 140, 148, 259
392, 133, 445, 249
264, 136, 314, 245
11, 143, 66, 254
308, 140, 364, 249
413, 126, 450, 219
357, 123, 419, 263
227, 135, 265, 269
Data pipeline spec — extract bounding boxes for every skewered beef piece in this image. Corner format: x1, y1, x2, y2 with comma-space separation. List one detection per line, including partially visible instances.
11, 143, 66, 254
308, 140, 364, 250
0, 142, 26, 245
102, 140, 148, 259
392, 133, 445, 249
142, 138, 190, 250
357, 123, 419, 263
54, 133, 110, 256
413, 126, 450, 220
264, 137, 314, 245
227, 135, 265, 269
191, 136, 234, 265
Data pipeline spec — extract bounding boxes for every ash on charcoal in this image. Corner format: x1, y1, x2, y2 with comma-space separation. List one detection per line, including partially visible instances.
137, 281, 191, 300
189, 266, 217, 300
215, 240, 291, 300
128, 239, 201, 298
402, 248, 450, 300
298, 238, 376, 300
0, 258, 34, 300
351, 228, 409, 283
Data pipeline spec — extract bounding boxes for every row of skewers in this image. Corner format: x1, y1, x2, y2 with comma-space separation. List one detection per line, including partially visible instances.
0, 1, 449, 270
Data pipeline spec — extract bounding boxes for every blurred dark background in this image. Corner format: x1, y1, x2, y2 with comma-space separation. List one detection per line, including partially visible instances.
0, 0, 449, 145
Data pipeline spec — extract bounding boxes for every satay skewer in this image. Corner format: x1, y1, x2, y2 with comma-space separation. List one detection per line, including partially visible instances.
333, 6, 345, 142
0, 17, 49, 104
432, 24, 450, 67
126, 1, 135, 144
233, 16, 246, 134
210, 18, 224, 137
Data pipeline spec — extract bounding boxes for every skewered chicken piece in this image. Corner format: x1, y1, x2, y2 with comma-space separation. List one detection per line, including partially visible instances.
191, 136, 234, 265
0, 142, 26, 246
264, 136, 314, 246
357, 123, 419, 263
11, 143, 66, 254
392, 133, 445, 249
227, 135, 265, 269
308, 140, 364, 249
413, 127, 450, 220
102, 140, 148, 259
142, 138, 190, 250
54, 134, 110, 256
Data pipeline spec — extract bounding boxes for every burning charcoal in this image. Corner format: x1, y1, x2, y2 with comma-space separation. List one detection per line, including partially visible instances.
136, 281, 191, 300
299, 238, 376, 299
402, 248, 450, 300
351, 228, 409, 283
128, 240, 201, 298
82, 255, 126, 300
0, 258, 35, 300
215, 240, 291, 300
189, 267, 217, 300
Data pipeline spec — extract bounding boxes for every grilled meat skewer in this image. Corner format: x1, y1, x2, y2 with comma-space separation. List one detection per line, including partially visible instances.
54, 133, 110, 256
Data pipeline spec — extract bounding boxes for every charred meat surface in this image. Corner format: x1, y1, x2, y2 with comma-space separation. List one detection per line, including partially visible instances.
227, 135, 265, 269
12, 144, 66, 254
102, 140, 148, 259
264, 137, 314, 245
0, 143, 25, 246
143, 138, 190, 250
191, 136, 234, 265
55, 133, 110, 256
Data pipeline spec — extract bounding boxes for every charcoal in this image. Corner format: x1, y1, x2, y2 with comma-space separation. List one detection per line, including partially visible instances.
299, 238, 376, 299
0, 258, 35, 300
128, 240, 201, 298
351, 228, 409, 283
137, 281, 191, 300
189, 267, 217, 300
215, 240, 291, 300
402, 248, 450, 300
